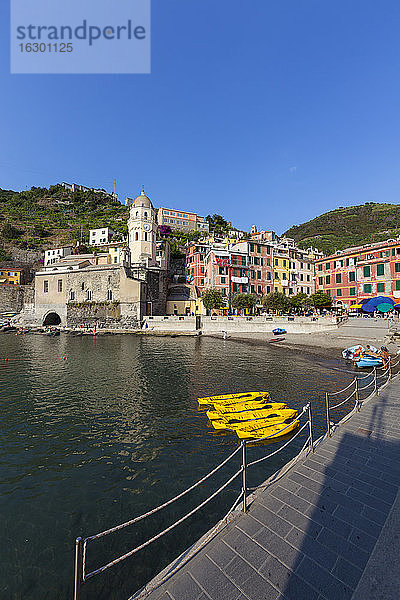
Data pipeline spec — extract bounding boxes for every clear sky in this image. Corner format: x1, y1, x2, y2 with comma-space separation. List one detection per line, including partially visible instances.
1, 0, 400, 234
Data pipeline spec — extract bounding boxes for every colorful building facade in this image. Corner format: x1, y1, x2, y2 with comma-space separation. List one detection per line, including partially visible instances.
0, 268, 24, 285
186, 235, 318, 306
157, 207, 209, 233
314, 238, 400, 307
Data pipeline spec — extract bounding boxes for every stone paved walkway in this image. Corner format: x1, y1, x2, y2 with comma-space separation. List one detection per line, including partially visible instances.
137, 382, 400, 600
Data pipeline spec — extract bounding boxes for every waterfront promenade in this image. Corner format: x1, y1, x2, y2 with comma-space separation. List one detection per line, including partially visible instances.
136, 380, 400, 600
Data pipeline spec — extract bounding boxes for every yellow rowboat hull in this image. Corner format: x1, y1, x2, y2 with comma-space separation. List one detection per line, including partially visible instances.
236, 420, 299, 440
210, 412, 296, 431
234, 414, 297, 433
224, 412, 297, 433
206, 403, 287, 421
212, 400, 269, 413
198, 391, 269, 406
223, 408, 296, 424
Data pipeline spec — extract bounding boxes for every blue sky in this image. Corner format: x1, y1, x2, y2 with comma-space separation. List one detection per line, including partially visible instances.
1, 0, 400, 234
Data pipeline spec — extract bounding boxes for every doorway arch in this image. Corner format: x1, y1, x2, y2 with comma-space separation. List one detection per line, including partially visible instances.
43, 312, 61, 326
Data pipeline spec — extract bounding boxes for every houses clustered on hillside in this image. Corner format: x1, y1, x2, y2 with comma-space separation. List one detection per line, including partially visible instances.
2, 186, 400, 327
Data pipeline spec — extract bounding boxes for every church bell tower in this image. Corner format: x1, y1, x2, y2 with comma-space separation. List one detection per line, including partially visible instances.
128, 190, 157, 267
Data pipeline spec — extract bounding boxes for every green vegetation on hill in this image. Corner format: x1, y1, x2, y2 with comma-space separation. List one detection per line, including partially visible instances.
0, 185, 129, 259
284, 202, 400, 255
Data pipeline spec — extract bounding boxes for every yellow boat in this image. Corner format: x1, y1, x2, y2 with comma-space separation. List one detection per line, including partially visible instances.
221, 408, 296, 424
212, 400, 269, 413
198, 391, 269, 406
235, 420, 299, 440
207, 403, 287, 421
211, 411, 297, 432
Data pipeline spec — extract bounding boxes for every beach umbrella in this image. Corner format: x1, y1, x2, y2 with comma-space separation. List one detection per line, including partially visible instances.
362, 296, 395, 312
367, 296, 395, 308
361, 302, 376, 312
376, 303, 394, 313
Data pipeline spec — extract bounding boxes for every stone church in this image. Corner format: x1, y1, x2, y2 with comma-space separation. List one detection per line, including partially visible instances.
30, 191, 168, 328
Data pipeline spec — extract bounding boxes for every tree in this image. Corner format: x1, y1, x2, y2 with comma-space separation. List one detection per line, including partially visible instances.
1, 223, 23, 240
205, 214, 230, 234
202, 288, 223, 313
310, 290, 333, 309
262, 292, 291, 313
232, 293, 257, 313
290, 292, 312, 310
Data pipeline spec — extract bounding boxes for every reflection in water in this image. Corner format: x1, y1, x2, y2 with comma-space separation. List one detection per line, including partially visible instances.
0, 334, 355, 600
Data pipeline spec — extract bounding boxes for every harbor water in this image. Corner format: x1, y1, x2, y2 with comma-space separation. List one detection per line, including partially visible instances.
0, 333, 356, 600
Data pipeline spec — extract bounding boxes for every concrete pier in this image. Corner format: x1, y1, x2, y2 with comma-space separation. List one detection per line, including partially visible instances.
135, 380, 400, 600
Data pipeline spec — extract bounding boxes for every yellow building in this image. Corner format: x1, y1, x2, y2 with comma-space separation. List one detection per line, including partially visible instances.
166, 284, 206, 315
105, 243, 130, 266
273, 254, 290, 294
0, 268, 24, 285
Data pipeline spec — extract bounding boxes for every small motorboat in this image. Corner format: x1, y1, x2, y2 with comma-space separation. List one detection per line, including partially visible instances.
342, 345, 365, 360
198, 391, 269, 406
272, 328, 287, 335
355, 357, 383, 368
268, 337, 285, 342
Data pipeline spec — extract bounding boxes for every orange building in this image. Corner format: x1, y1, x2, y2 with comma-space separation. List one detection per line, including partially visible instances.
157, 207, 209, 233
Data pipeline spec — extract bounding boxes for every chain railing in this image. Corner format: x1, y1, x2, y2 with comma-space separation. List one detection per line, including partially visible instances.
73, 405, 311, 599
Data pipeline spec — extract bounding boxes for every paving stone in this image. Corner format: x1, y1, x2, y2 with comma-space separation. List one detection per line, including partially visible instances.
348, 527, 378, 553
277, 504, 322, 539
316, 528, 369, 571
347, 487, 392, 514
231, 535, 271, 569
189, 557, 242, 600
236, 515, 264, 537
295, 556, 353, 600
259, 554, 319, 600
275, 478, 302, 495
257, 494, 286, 514
332, 505, 381, 538
229, 563, 280, 600
332, 556, 363, 590
224, 555, 259, 586
270, 486, 313, 514
303, 504, 352, 538
285, 527, 337, 571
296, 485, 352, 515
167, 573, 204, 600
205, 540, 237, 569
254, 527, 300, 570
251, 504, 293, 538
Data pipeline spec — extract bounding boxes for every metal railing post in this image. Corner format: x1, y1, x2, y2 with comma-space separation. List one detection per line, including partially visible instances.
73, 537, 83, 600
241, 441, 247, 512
374, 367, 378, 395
325, 392, 331, 437
388, 357, 392, 381
355, 377, 360, 411
307, 403, 314, 452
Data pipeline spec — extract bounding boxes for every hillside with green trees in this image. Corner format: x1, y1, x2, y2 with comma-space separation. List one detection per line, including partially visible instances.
0, 185, 129, 261
284, 202, 400, 255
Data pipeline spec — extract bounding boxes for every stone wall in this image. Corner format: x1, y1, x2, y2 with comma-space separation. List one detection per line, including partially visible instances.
142, 315, 339, 334
0, 284, 34, 313
145, 269, 168, 315
66, 302, 122, 328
